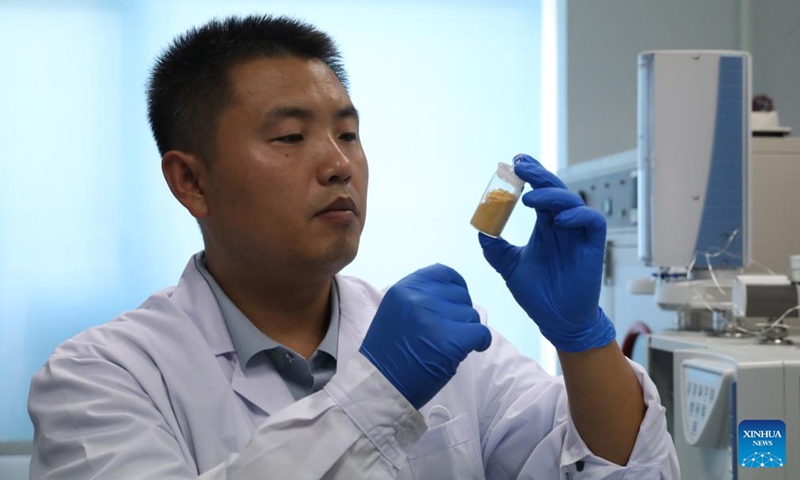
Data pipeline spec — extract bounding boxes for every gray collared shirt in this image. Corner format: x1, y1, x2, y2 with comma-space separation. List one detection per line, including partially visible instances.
194, 253, 339, 401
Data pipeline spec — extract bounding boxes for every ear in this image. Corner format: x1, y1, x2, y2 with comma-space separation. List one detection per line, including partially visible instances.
161, 150, 210, 219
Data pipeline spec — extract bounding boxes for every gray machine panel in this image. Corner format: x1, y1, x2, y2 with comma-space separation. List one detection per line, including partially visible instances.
566, 168, 638, 230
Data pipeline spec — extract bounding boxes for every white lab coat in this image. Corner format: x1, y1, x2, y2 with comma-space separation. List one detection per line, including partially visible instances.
28, 256, 680, 479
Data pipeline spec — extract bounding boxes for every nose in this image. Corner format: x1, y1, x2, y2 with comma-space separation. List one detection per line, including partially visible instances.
317, 135, 354, 186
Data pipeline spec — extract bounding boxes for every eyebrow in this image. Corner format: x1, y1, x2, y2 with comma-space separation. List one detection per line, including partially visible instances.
337, 105, 359, 121
263, 105, 360, 123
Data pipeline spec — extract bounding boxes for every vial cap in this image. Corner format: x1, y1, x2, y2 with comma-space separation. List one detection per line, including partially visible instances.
496, 162, 525, 190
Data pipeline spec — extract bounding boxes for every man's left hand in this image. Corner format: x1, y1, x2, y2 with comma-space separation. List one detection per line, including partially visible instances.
479, 154, 616, 353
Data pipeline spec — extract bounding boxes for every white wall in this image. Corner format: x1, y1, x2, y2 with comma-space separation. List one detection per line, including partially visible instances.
563, 0, 743, 168
563, 0, 800, 169
750, 0, 800, 136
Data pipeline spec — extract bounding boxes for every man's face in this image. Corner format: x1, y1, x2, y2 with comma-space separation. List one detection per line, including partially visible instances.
201, 56, 368, 275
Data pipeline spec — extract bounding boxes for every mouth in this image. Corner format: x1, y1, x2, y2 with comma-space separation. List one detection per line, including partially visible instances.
315, 196, 359, 218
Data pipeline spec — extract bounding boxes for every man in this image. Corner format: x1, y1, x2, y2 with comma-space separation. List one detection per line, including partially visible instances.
28, 15, 679, 479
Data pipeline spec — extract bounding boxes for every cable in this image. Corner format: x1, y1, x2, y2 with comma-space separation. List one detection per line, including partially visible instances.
754, 304, 800, 335
684, 230, 740, 296
685, 229, 739, 273
664, 228, 783, 322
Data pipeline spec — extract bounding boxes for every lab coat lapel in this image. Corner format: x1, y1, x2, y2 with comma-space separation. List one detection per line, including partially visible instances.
230, 274, 382, 414
229, 356, 295, 416
335, 275, 381, 368
229, 274, 382, 414
174, 254, 295, 416
172, 255, 235, 357
177, 264, 384, 415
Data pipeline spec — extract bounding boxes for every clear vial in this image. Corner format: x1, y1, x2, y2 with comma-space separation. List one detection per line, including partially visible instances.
470, 162, 524, 237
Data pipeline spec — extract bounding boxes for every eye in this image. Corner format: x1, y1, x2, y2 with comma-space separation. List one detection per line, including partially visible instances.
273, 134, 304, 144
339, 132, 358, 142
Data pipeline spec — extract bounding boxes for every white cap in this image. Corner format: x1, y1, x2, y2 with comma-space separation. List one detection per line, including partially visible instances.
496, 162, 525, 190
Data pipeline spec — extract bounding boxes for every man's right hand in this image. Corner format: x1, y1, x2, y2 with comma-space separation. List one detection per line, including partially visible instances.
359, 264, 492, 409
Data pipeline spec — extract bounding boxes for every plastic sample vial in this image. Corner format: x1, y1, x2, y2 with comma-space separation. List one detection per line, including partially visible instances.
470, 162, 524, 237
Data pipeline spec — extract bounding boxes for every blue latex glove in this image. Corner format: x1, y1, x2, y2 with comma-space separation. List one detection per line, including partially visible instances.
479, 154, 616, 353
360, 264, 492, 409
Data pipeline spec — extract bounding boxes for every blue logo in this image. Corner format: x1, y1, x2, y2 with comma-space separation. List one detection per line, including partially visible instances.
738, 420, 786, 468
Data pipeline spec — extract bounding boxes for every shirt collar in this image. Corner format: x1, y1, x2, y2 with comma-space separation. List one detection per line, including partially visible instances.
194, 252, 340, 369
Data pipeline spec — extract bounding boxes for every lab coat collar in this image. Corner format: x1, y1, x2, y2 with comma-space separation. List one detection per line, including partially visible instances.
171, 256, 294, 415
171, 255, 380, 416
171, 254, 236, 357
229, 353, 295, 414
333, 274, 377, 370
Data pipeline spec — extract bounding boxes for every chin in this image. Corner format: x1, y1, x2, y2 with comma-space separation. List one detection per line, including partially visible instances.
332, 244, 359, 273
315, 238, 359, 275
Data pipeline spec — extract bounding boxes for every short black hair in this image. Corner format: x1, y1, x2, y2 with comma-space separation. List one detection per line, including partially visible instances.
147, 14, 348, 160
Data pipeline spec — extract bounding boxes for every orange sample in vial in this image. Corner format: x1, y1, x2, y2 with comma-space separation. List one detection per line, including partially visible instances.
470, 162, 524, 237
